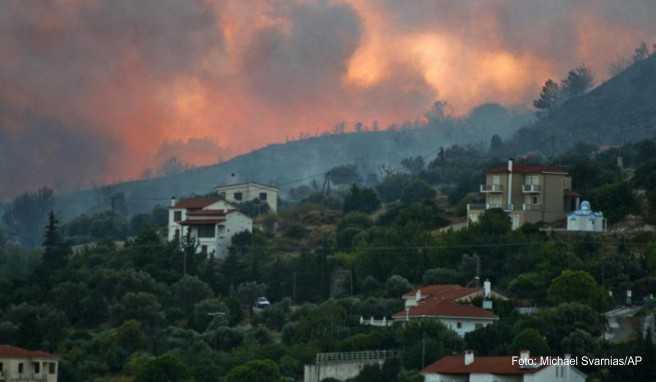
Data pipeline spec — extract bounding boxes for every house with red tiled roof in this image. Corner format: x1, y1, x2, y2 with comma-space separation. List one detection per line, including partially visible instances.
422, 350, 586, 382
0, 345, 59, 382
402, 281, 508, 309
393, 299, 498, 337
392, 281, 507, 336
168, 195, 252, 257
467, 159, 580, 230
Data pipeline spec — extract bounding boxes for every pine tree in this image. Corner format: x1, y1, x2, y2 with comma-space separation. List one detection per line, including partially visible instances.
38, 211, 68, 286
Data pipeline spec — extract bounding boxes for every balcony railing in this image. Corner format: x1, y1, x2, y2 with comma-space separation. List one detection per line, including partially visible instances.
522, 184, 542, 193
522, 203, 543, 211
480, 184, 504, 193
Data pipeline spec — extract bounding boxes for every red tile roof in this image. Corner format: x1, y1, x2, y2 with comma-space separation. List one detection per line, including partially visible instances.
422, 355, 546, 375
0, 345, 56, 359
393, 300, 497, 320
403, 284, 480, 302
172, 196, 222, 209
487, 164, 567, 174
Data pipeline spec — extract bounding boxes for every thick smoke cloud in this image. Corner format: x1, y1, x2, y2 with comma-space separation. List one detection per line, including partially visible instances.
1, 0, 655, 199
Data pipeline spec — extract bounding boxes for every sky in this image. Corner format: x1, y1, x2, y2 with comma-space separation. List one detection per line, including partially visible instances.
1, 0, 655, 199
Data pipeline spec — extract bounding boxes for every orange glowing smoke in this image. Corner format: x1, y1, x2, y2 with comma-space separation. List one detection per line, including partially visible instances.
1, 0, 655, 197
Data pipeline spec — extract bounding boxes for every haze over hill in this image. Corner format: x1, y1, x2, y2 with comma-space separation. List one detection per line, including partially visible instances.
54, 104, 531, 218
509, 54, 656, 155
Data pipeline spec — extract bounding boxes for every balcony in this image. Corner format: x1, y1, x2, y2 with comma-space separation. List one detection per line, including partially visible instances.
480, 184, 504, 193
522, 184, 542, 193
522, 203, 543, 211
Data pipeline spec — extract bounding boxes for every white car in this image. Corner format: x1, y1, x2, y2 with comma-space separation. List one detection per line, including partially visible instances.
254, 297, 271, 309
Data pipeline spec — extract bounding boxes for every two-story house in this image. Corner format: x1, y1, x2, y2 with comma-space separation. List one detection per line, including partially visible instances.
168, 196, 252, 257
467, 159, 580, 230
0, 345, 58, 382
216, 182, 279, 213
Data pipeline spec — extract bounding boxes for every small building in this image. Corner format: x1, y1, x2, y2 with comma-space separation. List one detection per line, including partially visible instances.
0, 345, 59, 382
168, 196, 252, 257
422, 350, 586, 382
216, 182, 279, 213
567, 201, 606, 232
392, 300, 498, 337
604, 304, 656, 344
468, 159, 579, 230
304, 350, 399, 382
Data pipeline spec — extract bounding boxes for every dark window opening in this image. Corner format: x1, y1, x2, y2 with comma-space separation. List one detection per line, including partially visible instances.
197, 225, 215, 238
259, 192, 267, 201
201, 245, 208, 255
49, 363, 56, 374
234, 192, 243, 201
175, 229, 180, 240
33, 362, 40, 374
456, 322, 462, 329
18, 363, 23, 374
174, 211, 182, 222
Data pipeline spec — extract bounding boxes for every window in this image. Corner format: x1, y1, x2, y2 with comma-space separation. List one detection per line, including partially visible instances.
456, 322, 462, 329
197, 225, 215, 238
33, 362, 40, 373
49, 363, 56, 374
18, 363, 23, 374
532, 196, 539, 204
0, 361, 3, 371
174, 229, 180, 240
475, 323, 483, 329
217, 224, 225, 232
492, 175, 501, 185
174, 211, 182, 222
525, 175, 540, 185
234, 192, 243, 201
259, 192, 268, 201
201, 245, 208, 255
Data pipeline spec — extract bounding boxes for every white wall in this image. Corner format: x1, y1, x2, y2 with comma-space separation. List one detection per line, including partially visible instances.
216, 183, 279, 213
0, 357, 58, 382
441, 318, 495, 337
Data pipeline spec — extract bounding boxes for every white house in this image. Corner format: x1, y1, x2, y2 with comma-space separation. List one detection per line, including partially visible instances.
168, 196, 253, 257
422, 351, 586, 382
216, 182, 279, 213
567, 200, 606, 232
0, 345, 59, 382
392, 300, 498, 337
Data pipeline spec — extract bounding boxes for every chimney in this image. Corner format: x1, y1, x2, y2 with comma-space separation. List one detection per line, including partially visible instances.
520, 350, 530, 363
626, 290, 632, 305
416, 289, 422, 302
464, 350, 475, 366
483, 279, 491, 298
170, 196, 177, 208
508, 158, 514, 172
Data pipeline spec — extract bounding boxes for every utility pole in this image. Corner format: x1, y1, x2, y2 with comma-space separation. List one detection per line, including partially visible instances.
421, 332, 426, 368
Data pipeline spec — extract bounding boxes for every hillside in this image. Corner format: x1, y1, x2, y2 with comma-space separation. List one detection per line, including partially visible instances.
510, 54, 656, 155
54, 104, 530, 219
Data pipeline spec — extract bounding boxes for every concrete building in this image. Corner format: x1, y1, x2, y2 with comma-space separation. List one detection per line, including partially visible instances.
567, 201, 606, 232
422, 351, 586, 382
216, 182, 279, 213
304, 350, 399, 382
468, 160, 579, 230
168, 196, 252, 257
0, 345, 59, 382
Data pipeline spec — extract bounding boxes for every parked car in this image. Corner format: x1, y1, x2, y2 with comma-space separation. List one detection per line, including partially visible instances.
254, 296, 271, 309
